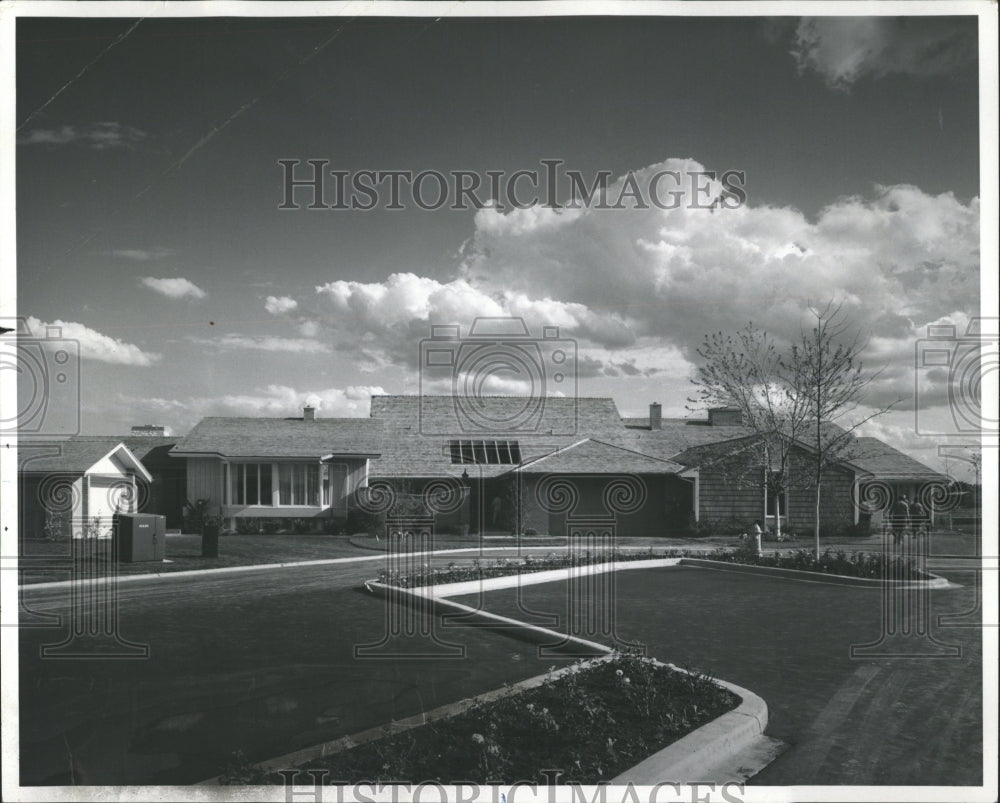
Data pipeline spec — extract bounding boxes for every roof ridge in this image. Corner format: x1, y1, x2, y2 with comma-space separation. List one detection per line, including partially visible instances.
372, 394, 618, 400
588, 438, 687, 464
514, 438, 592, 470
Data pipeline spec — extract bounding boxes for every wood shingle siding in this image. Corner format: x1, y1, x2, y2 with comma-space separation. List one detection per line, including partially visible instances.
186, 457, 222, 508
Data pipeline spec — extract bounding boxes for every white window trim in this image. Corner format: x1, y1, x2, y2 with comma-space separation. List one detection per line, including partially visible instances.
224, 459, 354, 510
762, 479, 790, 521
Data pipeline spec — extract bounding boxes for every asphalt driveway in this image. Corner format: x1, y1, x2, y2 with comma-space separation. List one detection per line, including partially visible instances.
18, 560, 575, 785
16, 531, 986, 787
451, 558, 984, 785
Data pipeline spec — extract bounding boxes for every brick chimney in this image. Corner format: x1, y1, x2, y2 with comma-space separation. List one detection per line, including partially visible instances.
649, 402, 662, 430
303, 406, 316, 421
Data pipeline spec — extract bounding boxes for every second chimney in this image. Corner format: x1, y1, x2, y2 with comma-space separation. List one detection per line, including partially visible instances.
303, 406, 316, 421
649, 402, 662, 430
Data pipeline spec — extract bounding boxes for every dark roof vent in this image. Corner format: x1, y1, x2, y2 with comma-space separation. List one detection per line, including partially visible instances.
649, 402, 662, 430
303, 406, 316, 421
131, 425, 166, 437
708, 408, 743, 426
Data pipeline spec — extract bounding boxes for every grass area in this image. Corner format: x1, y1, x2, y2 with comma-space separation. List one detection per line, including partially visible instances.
349, 533, 568, 552
375, 539, 941, 587
16, 534, 367, 584
223, 653, 739, 785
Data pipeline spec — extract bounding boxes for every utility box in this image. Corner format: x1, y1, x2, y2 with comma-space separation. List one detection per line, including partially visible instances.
114, 513, 166, 562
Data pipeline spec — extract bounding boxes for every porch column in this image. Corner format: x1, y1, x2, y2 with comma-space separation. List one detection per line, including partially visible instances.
852, 475, 860, 525
81, 474, 90, 537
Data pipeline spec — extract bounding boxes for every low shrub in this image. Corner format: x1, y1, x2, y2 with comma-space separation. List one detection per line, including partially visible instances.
257, 652, 738, 785
234, 517, 263, 535
703, 546, 929, 580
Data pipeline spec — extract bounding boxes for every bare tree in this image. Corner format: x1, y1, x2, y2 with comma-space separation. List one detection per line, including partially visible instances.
690, 323, 810, 537
786, 302, 901, 558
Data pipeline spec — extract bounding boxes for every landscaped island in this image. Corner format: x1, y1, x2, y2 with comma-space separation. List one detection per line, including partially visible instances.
698, 544, 933, 580
373, 545, 930, 588
243, 653, 738, 785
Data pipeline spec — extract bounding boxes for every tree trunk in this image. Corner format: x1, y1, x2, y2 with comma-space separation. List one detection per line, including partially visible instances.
814, 480, 822, 560
762, 463, 768, 536
775, 492, 782, 538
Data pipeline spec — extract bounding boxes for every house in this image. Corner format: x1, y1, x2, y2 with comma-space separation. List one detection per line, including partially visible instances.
842, 437, 955, 531
119, 434, 187, 529
162, 395, 950, 537
368, 396, 693, 536
168, 407, 382, 531
18, 438, 153, 539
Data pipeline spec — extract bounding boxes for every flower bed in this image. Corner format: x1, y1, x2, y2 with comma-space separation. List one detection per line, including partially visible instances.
375, 544, 931, 588
703, 545, 931, 580
377, 549, 692, 588
243, 653, 738, 784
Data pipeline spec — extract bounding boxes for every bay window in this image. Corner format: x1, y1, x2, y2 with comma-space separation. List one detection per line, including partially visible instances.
226, 462, 331, 507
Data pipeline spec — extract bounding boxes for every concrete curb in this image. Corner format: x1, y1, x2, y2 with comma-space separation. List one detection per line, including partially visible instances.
610, 669, 767, 784
678, 558, 956, 588
365, 580, 612, 654
201, 654, 766, 785
356, 572, 776, 784
396, 557, 683, 599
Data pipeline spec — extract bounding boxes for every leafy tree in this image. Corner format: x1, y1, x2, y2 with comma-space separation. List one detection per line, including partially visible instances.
691, 304, 900, 555
785, 302, 900, 558
689, 323, 810, 537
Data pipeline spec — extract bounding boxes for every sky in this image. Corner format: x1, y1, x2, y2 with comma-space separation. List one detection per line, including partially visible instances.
10, 11, 990, 477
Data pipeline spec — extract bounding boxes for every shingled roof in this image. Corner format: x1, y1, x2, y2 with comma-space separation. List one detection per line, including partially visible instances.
669, 435, 761, 468
18, 438, 151, 479
170, 417, 382, 459
616, 420, 757, 463
368, 395, 630, 478
844, 438, 946, 479
515, 439, 684, 474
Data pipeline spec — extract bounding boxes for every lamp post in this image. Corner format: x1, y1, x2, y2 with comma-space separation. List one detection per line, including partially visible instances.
460, 469, 471, 537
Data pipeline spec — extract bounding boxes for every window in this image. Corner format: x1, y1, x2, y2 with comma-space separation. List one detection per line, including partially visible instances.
227, 462, 324, 507
765, 472, 789, 519
278, 463, 321, 506
229, 463, 273, 506
448, 440, 522, 465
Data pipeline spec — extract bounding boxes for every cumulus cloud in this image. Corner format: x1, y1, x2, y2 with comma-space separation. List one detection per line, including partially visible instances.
461, 160, 978, 360
140, 276, 207, 300
18, 122, 147, 149
314, 272, 636, 375
455, 159, 979, 429
24, 316, 160, 366
791, 17, 976, 90
303, 158, 977, 444
265, 295, 299, 315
